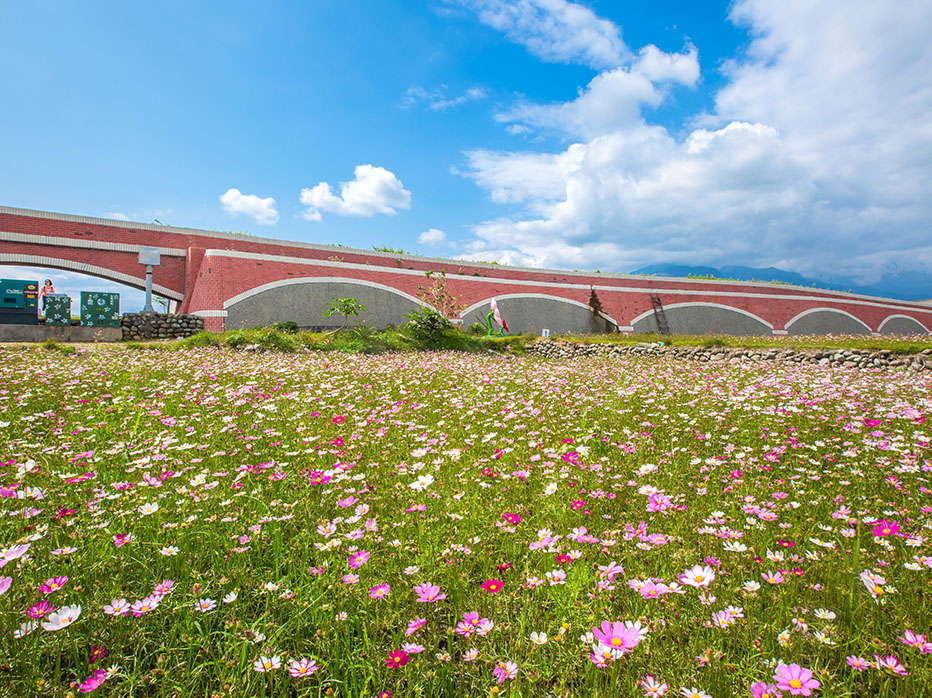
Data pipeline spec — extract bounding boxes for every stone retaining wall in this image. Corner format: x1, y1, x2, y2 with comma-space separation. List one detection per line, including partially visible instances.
121, 312, 204, 340
527, 339, 932, 372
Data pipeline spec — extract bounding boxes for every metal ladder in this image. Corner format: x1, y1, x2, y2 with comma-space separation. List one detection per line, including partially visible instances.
649, 293, 670, 335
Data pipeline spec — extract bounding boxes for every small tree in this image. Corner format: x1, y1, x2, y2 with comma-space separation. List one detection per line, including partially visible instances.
416, 270, 466, 319
323, 297, 367, 333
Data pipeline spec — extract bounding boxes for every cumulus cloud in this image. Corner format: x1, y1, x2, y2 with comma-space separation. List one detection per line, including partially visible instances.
300, 165, 412, 221
456, 0, 629, 69
402, 85, 487, 111
418, 228, 447, 245
457, 0, 932, 282
219, 188, 279, 225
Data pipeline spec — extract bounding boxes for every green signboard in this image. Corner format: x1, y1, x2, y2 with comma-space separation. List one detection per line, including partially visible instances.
45, 294, 72, 326
80, 291, 120, 328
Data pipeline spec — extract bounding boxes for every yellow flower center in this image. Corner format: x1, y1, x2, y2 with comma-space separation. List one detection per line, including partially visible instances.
790, 679, 802, 688
611, 638, 622, 646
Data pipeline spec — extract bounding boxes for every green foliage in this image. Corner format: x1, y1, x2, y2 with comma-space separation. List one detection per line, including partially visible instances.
466, 322, 487, 336
39, 338, 76, 355
175, 330, 221, 348
323, 297, 367, 333
373, 244, 411, 255
272, 321, 299, 334
403, 305, 454, 345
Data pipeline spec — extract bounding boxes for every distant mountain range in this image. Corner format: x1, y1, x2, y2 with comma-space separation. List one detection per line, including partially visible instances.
629, 264, 932, 302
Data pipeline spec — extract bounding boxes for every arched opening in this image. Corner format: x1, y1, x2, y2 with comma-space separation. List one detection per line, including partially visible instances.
459, 294, 618, 335
877, 314, 930, 335
784, 308, 871, 335
223, 277, 434, 330
630, 302, 773, 336
0, 260, 179, 319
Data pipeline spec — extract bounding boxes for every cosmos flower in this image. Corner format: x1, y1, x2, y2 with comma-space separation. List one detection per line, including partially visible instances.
492, 660, 518, 684
253, 655, 281, 673
481, 579, 503, 593
413, 582, 446, 603
41, 604, 81, 631
369, 583, 390, 599
773, 663, 821, 695
385, 649, 410, 669
288, 657, 319, 677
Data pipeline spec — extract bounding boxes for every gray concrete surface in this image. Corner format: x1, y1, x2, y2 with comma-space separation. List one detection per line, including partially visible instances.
786, 310, 870, 335
0, 325, 122, 342
879, 316, 929, 335
225, 280, 424, 330
461, 296, 613, 335
634, 305, 772, 335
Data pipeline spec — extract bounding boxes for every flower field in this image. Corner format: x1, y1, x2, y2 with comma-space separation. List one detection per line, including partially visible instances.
1, 344, 931, 697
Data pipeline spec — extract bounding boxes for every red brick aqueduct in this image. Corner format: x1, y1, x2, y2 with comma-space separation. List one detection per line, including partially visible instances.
1, 205, 930, 336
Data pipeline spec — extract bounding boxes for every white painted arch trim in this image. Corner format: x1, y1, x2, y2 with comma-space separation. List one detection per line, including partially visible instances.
0, 253, 184, 300
784, 307, 872, 333
877, 314, 930, 334
459, 293, 620, 328
222, 276, 437, 312
190, 310, 228, 318
629, 302, 774, 330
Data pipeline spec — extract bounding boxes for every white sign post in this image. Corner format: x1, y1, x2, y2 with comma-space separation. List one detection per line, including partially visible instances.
138, 247, 161, 312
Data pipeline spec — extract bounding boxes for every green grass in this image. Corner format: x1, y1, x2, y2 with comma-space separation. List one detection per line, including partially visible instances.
1, 343, 930, 697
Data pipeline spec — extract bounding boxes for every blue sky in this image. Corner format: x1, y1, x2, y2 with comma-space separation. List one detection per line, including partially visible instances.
2, 1, 931, 309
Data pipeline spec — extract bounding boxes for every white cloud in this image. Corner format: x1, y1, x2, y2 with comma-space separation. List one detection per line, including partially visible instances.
300, 165, 412, 221
458, 0, 932, 282
403, 85, 487, 111
105, 212, 130, 221
457, 0, 629, 69
418, 228, 447, 245
219, 188, 279, 225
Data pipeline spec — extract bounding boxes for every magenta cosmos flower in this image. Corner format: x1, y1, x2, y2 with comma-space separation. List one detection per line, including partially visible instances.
39, 576, 68, 594
385, 649, 410, 669
481, 579, 503, 593
773, 663, 820, 696
348, 550, 370, 569
493, 661, 518, 684
413, 583, 446, 603
872, 520, 900, 537
592, 621, 643, 654
369, 583, 390, 599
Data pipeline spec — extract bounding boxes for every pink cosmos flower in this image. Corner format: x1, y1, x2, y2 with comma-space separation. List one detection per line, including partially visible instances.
873, 654, 909, 676
898, 629, 927, 648
773, 663, 820, 695
78, 669, 107, 693
130, 595, 160, 616
414, 582, 446, 603
872, 520, 900, 537
679, 565, 715, 588
750, 681, 782, 698
0, 543, 31, 569
27, 601, 54, 619
406, 617, 426, 636
481, 579, 503, 593
846, 656, 870, 671
402, 643, 425, 654
152, 580, 175, 597
492, 660, 518, 684
103, 598, 130, 617
288, 657, 318, 678
369, 583, 390, 599
342, 574, 359, 585
39, 576, 68, 594
348, 550, 370, 569
640, 674, 669, 696
0, 576, 11, 595
591, 621, 643, 655
385, 649, 410, 669
88, 645, 106, 664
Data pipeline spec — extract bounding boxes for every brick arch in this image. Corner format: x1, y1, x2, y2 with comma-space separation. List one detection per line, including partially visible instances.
222, 276, 437, 330
0, 253, 183, 300
877, 314, 930, 335
460, 293, 618, 335
784, 307, 872, 335
630, 302, 773, 335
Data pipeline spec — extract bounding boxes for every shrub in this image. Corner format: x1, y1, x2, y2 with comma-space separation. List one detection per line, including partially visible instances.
403, 306, 455, 345
272, 321, 299, 334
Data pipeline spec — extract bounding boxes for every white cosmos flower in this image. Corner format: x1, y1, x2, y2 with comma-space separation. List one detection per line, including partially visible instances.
530, 631, 548, 645
223, 591, 238, 604
159, 546, 179, 556
409, 474, 434, 491
42, 604, 81, 631
253, 655, 281, 672
138, 502, 159, 516
544, 482, 558, 495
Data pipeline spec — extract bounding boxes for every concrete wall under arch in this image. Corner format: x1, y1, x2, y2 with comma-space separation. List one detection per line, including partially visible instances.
878, 315, 930, 335
461, 294, 614, 335
632, 303, 772, 336
224, 278, 427, 330
785, 309, 870, 335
